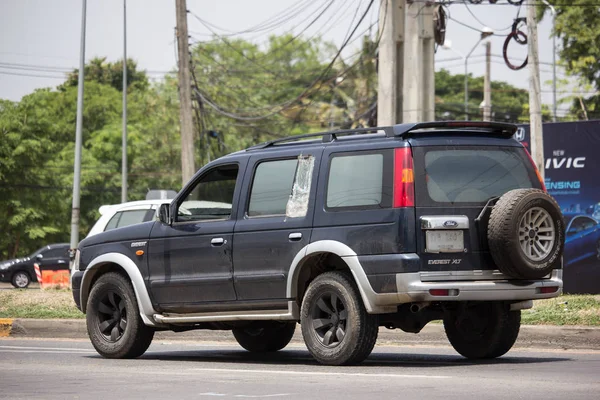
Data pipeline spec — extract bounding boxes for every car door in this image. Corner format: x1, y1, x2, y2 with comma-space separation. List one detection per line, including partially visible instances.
147, 161, 244, 312
37, 245, 70, 273
578, 217, 600, 259
565, 217, 586, 262
232, 149, 321, 302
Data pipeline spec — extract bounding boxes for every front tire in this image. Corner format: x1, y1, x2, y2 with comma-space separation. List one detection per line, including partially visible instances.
301, 271, 378, 366
86, 272, 154, 359
232, 321, 296, 352
444, 301, 520, 359
11, 271, 31, 289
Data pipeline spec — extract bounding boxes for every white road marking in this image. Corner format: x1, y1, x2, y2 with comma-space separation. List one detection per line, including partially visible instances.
0, 346, 95, 353
199, 394, 291, 398
191, 367, 450, 379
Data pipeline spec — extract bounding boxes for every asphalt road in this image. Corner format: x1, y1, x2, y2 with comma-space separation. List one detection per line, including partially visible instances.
0, 338, 598, 400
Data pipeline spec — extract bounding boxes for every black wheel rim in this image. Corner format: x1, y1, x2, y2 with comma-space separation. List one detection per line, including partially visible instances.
310, 291, 347, 348
97, 290, 127, 342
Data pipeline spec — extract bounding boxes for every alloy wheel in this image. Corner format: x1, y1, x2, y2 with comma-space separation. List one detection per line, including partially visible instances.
310, 291, 348, 347
518, 207, 556, 261
97, 291, 127, 342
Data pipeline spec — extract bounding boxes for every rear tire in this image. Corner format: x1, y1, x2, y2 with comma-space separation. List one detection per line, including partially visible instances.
488, 189, 564, 279
444, 301, 520, 359
232, 321, 296, 352
11, 271, 31, 289
301, 271, 378, 366
86, 272, 154, 359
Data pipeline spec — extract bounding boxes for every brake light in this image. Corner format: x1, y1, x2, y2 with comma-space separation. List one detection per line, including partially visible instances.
393, 147, 415, 207
524, 148, 546, 192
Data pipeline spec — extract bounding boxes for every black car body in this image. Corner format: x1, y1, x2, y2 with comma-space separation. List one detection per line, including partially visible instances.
1, 243, 70, 288
71, 122, 564, 365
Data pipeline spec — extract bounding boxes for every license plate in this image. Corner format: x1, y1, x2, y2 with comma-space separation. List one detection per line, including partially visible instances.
425, 230, 464, 253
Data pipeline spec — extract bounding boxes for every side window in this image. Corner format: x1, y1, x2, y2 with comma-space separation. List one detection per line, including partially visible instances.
178, 164, 238, 222
43, 248, 66, 258
582, 217, 597, 231
568, 217, 585, 234
105, 212, 122, 231
116, 210, 150, 229
326, 152, 390, 209
248, 159, 298, 217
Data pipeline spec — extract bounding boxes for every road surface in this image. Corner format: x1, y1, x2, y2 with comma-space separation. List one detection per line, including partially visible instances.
0, 338, 598, 399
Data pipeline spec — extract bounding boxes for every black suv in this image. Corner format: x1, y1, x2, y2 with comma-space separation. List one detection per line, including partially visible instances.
71, 122, 564, 365
1, 243, 70, 288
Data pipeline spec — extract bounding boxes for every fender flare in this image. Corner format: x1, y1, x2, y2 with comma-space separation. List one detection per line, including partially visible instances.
80, 252, 160, 327
286, 240, 378, 313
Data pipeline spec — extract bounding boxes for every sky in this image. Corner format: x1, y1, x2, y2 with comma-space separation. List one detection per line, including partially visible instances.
0, 0, 564, 113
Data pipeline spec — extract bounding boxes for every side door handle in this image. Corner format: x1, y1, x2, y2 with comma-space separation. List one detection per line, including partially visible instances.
289, 232, 302, 241
211, 238, 226, 246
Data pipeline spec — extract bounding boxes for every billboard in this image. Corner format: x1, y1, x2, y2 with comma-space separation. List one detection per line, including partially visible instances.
515, 120, 600, 294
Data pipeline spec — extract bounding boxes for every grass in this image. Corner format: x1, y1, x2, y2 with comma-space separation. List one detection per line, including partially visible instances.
0, 289, 598, 325
522, 295, 600, 326
0, 288, 84, 319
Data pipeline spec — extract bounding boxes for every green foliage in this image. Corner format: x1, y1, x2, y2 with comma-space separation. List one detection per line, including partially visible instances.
540, 0, 600, 119
61, 57, 149, 92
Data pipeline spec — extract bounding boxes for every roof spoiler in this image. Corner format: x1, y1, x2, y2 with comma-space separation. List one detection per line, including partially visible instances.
391, 121, 518, 139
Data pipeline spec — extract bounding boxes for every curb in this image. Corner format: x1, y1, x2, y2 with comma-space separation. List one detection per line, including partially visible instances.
0, 318, 13, 337
4, 319, 600, 351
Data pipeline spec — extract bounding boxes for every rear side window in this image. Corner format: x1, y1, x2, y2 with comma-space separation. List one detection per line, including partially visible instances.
326, 152, 391, 209
248, 159, 298, 217
105, 209, 149, 231
422, 147, 536, 204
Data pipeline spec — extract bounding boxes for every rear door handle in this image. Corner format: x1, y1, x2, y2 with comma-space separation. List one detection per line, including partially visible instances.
289, 232, 302, 241
58, 260, 66, 264
211, 238, 226, 246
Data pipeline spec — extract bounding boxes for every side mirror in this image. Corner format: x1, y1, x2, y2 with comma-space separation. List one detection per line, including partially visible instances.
158, 203, 171, 225
36, 254, 44, 260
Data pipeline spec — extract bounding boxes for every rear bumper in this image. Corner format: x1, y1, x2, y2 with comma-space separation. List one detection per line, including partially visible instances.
346, 254, 563, 314
395, 269, 563, 303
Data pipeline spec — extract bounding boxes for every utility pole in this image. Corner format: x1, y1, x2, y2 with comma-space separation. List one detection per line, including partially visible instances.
402, 1, 435, 123
377, 0, 404, 125
482, 41, 492, 121
121, 0, 127, 203
421, 3, 435, 122
542, 0, 557, 122
402, 2, 420, 123
70, 0, 87, 259
527, 0, 545, 179
175, 0, 195, 185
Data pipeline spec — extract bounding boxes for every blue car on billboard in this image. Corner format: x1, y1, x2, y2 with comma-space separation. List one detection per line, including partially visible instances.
564, 213, 600, 266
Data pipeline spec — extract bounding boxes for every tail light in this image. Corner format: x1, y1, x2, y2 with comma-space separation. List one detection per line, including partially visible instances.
393, 147, 415, 207
524, 148, 546, 192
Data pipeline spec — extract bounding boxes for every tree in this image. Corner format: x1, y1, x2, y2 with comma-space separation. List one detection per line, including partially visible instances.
61, 57, 149, 92
539, 0, 600, 120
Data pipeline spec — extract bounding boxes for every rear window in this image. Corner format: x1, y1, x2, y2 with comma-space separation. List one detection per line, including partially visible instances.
421, 147, 537, 204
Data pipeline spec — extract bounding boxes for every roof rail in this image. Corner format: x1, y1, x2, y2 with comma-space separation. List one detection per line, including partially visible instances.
246, 121, 518, 151
393, 121, 518, 138
247, 126, 394, 150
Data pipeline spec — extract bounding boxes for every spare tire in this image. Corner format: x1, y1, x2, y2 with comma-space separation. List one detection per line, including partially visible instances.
488, 189, 564, 279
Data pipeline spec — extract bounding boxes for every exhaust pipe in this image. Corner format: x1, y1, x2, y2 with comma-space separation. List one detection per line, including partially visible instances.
410, 302, 431, 313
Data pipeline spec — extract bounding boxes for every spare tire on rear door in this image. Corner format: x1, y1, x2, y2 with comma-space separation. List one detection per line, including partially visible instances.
488, 188, 564, 279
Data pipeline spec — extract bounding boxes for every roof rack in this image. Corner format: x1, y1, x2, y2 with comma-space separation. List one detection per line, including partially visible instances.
246, 121, 517, 151
247, 126, 394, 150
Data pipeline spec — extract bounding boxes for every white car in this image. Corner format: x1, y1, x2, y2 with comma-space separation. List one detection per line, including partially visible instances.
86, 200, 171, 238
